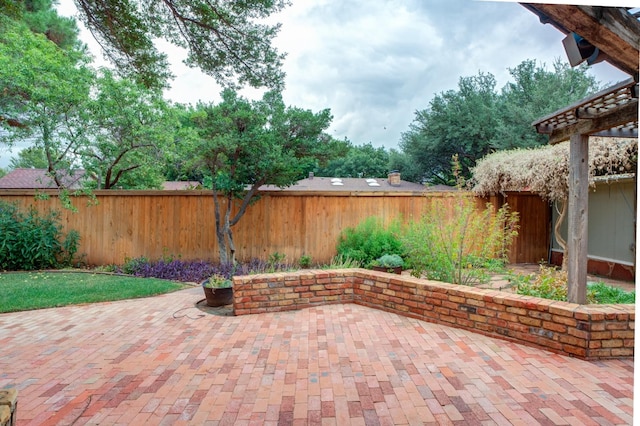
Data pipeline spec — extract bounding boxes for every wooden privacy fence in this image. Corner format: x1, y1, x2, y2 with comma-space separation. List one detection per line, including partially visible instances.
0, 190, 550, 266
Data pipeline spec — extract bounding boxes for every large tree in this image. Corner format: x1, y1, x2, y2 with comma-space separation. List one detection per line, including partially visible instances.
315, 142, 388, 178
401, 72, 499, 185
0, 0, 83, 130
400, 60, 599, 185
78, 70, 179, 189
72, 0, 288, 90
0, 15, 93, 188
9, 147, 49, 169
387, 149, 423, 184
22, 0, 80, 49
192, 89, 341, 263
492, 59, 599, 150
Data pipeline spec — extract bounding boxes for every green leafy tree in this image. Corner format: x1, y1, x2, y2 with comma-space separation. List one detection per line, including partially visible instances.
0, 16, 93, 188
387, 148, 423, 183
78, 70, 178, 189
316, 142, 389, 178
72, 0, 288, 90
161, 104, 206, 183
192, 89, 341, 263
21, 0, 80, 50
401, 72, 499, 185
9, 147, 49, 169
0, 0, 79, 50
400, 60, 599, 185
0, 1, 83, 130
492, 59, 599, 150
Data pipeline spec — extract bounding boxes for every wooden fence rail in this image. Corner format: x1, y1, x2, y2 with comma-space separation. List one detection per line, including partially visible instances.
0, 190, 550, 266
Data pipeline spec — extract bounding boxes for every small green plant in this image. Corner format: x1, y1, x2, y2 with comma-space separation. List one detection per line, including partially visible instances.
95, 264, 119, 273
298, 254, 312, 269
268, 252, 286, 264
161, 248, 180, 263
336, 217, 404, 267
512, 265, 635, 304
59, 229, 81, 266
513, 265, 571, 301
371, 254, 404, 268
587, 282, 635, 304
324, 254, 360, 269
203, 273, 232, 289
122, 256, 149, 275
267, 252, 286, 272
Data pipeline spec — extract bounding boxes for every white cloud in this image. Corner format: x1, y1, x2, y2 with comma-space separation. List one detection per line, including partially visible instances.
2, 0, 629, 169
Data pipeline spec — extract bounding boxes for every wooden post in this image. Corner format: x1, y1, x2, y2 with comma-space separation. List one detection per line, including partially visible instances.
567, 133, 589, 304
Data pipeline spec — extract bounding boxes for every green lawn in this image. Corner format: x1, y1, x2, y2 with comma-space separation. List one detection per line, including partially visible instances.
0, 271, 187, 313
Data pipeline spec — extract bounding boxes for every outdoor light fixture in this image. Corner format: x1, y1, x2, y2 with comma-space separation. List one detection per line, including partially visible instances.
562, 32, 604, 67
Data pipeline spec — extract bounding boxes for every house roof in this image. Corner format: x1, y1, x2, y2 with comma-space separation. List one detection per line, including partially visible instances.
0, 168, 86, 189
162, 181, 201, 190
259, 176, 448, 193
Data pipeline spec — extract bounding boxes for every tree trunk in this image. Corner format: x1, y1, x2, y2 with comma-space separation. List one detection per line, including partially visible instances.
211, 180, 265, 264
216, 223, 230, 264
212, 190, 237, 264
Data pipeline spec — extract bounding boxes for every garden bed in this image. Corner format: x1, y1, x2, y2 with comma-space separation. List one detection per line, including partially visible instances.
233, 269, 634, 360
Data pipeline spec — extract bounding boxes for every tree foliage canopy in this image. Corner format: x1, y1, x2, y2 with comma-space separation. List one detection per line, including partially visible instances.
0, 1, 85, 131
9, 147, 49, 169
315, 142, 388, 178
74, 0, 288, 89
79, 70, 180, 189
400, 60, 600, 184
401, 72, 498, 185
22, 0, 80, 49
192, 89, 342, 262
0, 14, 94, 186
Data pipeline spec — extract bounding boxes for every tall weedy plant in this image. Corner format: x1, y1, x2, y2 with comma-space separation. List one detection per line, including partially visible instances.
403, 156, 519, 285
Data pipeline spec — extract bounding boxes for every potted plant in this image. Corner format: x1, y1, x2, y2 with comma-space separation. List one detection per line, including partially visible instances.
371, 254, 404, 274
202, 273, 233, 307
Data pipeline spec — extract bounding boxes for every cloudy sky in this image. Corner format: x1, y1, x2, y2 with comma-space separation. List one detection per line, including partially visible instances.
1, 1, 632, 167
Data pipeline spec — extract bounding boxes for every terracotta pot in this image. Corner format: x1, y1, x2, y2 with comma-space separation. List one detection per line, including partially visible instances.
372, 266, 403, 275
202, 286, 233, 307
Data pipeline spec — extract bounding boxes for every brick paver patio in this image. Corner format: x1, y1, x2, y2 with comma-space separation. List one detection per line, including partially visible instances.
0, 286, 633, 425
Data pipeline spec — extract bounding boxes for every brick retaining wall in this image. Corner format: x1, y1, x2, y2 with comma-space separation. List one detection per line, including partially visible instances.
232, 269, 634, 360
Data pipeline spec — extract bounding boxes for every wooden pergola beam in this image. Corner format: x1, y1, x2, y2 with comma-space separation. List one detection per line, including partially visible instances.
547, 99, 638, 144
521, 4, 640, 76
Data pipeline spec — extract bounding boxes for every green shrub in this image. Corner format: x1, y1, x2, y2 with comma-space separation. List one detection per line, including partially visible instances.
513, 265, 635, 304
371, 254, 404, 268
122, 256, 150, 275
0, 201, 80, 270
513, 265, 571, 301
402, 193, 519, 286
587, 282, 635, 304
298, 254, 312, 268
336, 217, 404, 267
